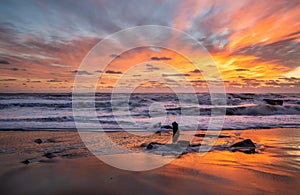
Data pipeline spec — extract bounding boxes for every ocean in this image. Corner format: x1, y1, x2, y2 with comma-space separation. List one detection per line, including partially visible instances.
0, 93, 300, 131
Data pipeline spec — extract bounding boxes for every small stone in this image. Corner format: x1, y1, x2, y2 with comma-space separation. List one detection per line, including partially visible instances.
43, 152, 57, 159
21, 159, 37, 164
34, 139, 43, 144
230, 139, 256, 148
146, 143, 154, 150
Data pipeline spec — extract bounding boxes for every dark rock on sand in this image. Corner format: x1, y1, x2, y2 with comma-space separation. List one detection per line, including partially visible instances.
189, 143, 201, 147
161, 125, 172, 129
34, 139, 43, 144
146, 143, 154, 150
194, 134, 230, 138
178, 140, 201, 147
21, 159, 32, 165
144, 140, 201, 150
43, 152, 57, 159
263, 99, 283, 106
230, 139, 256, 154
140, 143, 148, 147
230, 139, 256, 148
34, 138, 57, 144
61, 153, 83, 159
21, 158, 38, 165
143, 142, 165, 150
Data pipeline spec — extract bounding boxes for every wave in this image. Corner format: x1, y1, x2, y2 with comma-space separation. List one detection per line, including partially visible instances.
1, 102, 300, 116
166, 104, 300, 116
0, 116, 74, 122
0, 93, 300, 130
0, 103, 72, 109
226, 105, 300, 116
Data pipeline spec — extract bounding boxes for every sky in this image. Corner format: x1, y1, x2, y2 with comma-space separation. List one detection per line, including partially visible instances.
0, 0, 299, 93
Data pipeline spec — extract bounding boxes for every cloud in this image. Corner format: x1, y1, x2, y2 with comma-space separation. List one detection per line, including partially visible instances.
0, 0, 299, 92
189, 69, 203, 74
235, 68, 249, 72
164, 78, 176, 83
51, 63, 70, 68
232, 37, 300, 69
110, 54, 120, 58
150, 57, 172, 61
146, 64, 160, 71
162, 73, 190, 77
105, 70, 122, 74
279, 77, 300, 82
71, 70, 92, 75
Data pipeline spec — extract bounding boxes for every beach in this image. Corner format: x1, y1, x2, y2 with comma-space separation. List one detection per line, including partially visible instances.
0, 128, 299, 194
1, 0, 300, 194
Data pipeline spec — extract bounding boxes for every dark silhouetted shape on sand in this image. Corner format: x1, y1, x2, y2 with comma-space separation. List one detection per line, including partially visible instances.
34, 138, 56, 144
21, 158, 39, 164
145, 142, 164, 150
194, 134, 230, 138
161, 125, 172, 129
43, 152, 57, 159
172, 121, 179, 143
230, 139, 256, 154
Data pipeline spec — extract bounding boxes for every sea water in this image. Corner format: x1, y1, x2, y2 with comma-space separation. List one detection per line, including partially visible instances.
0, 93, 300, 131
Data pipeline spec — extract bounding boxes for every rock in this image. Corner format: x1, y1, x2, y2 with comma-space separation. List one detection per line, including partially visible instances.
21, 159, 32, 164
34, 138, 57, 144
43, 152, 57, 159
263, 99, 283, 106
230, 139, 256, 154
21, 158, 38, 164
161, 125, 172, 129
144, 142, 164, 150
189, 143, 201, 147
194, 134, 230, 138
230, 139, 256, 148
194, 134, 205, 137
235, 148, 256, 154
34, 138, 43, 144
146, 143, 154, 150
140, 143, 148, 147
61, 153, 81, 158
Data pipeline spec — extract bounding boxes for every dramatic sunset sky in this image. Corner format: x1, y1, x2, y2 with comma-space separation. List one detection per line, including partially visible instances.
0, 0, 299, 93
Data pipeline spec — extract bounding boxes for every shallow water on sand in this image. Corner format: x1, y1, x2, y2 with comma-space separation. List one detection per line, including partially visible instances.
0, 128, 299, 194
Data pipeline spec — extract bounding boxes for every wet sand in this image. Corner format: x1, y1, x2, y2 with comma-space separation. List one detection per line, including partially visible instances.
0, 128, 299, 194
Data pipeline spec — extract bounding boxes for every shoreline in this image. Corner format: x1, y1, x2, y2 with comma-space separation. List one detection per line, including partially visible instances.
0, 128, 299, 194
0, 127, 299, 132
